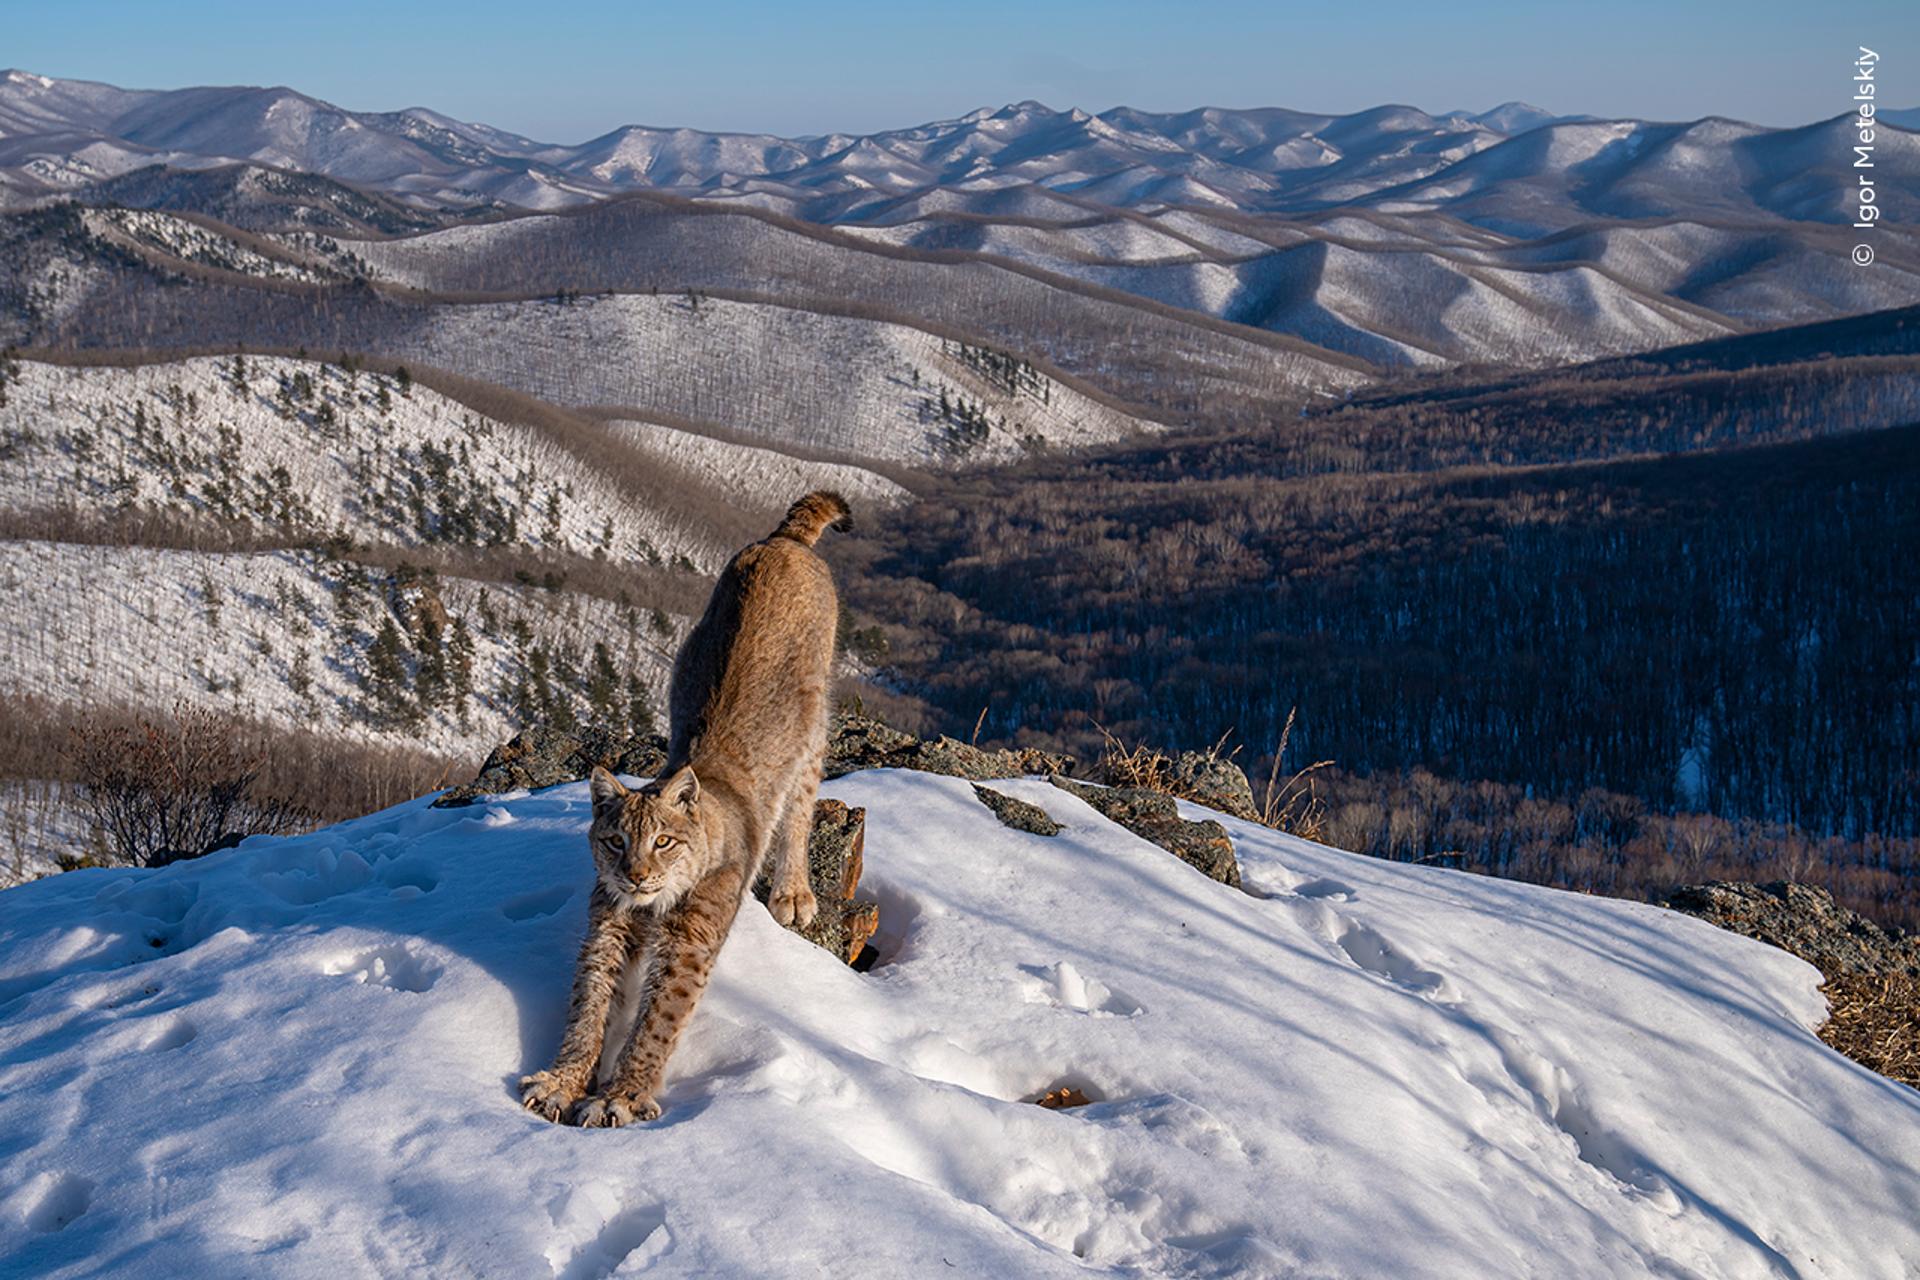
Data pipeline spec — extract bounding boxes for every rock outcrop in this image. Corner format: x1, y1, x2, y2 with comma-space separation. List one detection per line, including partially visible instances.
752, 800, 879, 965
432, 727, 667, 808
972, 785, 1063, 836
1160, 752, 1261, 823
1665, 881, 1919, 978
826, 711, 1073, 781
1047, 775, 1240, 888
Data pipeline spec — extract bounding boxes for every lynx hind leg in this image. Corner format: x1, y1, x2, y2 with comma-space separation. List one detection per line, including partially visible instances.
767, 783, 819, 929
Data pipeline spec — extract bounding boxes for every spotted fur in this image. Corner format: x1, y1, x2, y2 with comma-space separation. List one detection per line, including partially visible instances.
520, 491, 848, 1126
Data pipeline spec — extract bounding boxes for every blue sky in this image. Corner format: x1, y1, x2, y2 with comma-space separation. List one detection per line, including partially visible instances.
5, 0, 1912, 138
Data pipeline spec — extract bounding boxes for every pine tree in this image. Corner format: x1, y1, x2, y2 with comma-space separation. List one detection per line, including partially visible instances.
448, 616, 476, 731
625, 672, 657, 740
587, 642, 620, 726
366, 616, 414, 727
414, 611, 449, 712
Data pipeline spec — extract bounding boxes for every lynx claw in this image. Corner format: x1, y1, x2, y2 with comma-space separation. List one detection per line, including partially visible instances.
571, 1091, 662, 1128
519, 1070, 583, 1123
770, 885, 819, 929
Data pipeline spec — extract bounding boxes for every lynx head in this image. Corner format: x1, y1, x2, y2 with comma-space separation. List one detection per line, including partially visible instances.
588, 766, 708, 910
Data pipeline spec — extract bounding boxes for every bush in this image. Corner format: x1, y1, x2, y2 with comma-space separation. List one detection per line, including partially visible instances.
64, 703, 311, 867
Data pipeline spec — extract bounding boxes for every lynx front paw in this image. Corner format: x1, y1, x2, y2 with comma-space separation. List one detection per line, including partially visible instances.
769, 885, 819, 929
519, 1069, 585, 1123
571, 1091, 663, 1128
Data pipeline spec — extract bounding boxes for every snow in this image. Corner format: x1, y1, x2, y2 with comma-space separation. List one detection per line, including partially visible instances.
0, 539, 676, 761
599, 419, 910, 512
0, 356, 717, 569
1, 768, 1915, 1278
336, 291, 1153, 466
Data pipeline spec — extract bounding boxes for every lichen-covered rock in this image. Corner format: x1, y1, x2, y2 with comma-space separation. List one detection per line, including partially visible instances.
1047, 775, 1240, 888
753, 800, 877, 964
972, 785, 1063, 836
432, 727, 666, 808
826, 711, 1073, 781
1165, 752, 1261, 822
1665, 881, 1919, 978
613, 736, 670, 781
775, 898, 880, 967
824, 712, 920, 772
805, 799, 868, 902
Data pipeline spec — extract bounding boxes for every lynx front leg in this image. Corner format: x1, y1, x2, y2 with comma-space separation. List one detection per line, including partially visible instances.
766, 783, 819, 929
521, 892, 647, 1123
573, 870, 744, 1127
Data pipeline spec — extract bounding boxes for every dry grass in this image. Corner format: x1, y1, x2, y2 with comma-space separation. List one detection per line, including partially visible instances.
1096, 714, 1333, 840
1818, 971, 1920, 1090
1, 694, 470, 868
1258, 707, 1332, 841
1095, 722, 1180, 794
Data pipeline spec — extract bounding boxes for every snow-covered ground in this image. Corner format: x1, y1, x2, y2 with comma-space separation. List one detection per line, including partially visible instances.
1, 769, 1913, 1278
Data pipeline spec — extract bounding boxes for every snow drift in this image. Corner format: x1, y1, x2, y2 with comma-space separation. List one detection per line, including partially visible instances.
1, 769, 1916, 1277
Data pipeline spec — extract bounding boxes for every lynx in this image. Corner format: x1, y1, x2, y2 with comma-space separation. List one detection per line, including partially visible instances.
520, 490, 852, 1127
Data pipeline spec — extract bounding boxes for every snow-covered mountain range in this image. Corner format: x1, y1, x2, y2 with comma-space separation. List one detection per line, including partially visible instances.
2, 767, 1915, 1276
3, 69, 1916, 232
4, 69, 1916, 385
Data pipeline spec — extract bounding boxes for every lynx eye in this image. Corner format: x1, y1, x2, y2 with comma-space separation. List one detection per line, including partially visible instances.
652, 834, 672, 850
607, 833, 627, 852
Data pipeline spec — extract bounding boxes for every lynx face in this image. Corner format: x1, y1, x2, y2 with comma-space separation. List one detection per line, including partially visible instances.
589, 767, 708, 911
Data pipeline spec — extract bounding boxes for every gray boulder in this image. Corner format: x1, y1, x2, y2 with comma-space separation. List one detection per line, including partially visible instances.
973, 785, 1063, 836
432, 727, 666, 808
1048, 775, 1240, 888
1665, 881, 1918, 978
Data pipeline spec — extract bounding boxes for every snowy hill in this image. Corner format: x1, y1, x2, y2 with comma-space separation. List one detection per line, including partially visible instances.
6, 70, 1917, 232
0, 768, 1915, 1277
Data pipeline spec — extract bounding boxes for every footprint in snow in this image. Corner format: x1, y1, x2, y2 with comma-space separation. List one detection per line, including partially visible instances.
1019, 961, 1144, 1017
1288, 899, 1452, 999
545, 1184, 671, 1280
321, 945, 440, 993
141, 1016, 197, 1052
18, 1172, 93, 1233
501, 885, 575, 922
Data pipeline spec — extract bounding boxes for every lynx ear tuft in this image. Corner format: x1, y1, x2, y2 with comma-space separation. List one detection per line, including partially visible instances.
666, 766, 701, 811
589, 766, 628, 809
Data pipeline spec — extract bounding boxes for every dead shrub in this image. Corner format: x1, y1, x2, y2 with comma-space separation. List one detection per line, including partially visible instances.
63, 702, 311, 867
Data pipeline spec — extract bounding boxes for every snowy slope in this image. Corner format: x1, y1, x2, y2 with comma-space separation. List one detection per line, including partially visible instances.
0, 541, 676, 761
0, 355, 721, 568
353, 292, 1155, 466
1, 770, 1915, 1278
599, 418, 911, 510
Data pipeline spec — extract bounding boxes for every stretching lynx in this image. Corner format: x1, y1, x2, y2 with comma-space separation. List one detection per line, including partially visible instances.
520, 490, 852, 1127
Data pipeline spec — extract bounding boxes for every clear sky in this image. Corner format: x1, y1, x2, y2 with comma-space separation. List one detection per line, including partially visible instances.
4, 0, 1913, 139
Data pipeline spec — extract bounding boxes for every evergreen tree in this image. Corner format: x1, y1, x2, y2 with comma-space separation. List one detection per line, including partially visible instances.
448, 616, 476, 731
625, 672, 657, 740
366, 616, 414, 727
587, 642, 620, 726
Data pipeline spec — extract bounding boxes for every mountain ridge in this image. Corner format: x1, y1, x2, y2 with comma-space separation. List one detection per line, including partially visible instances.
5, 69, 1915, 232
